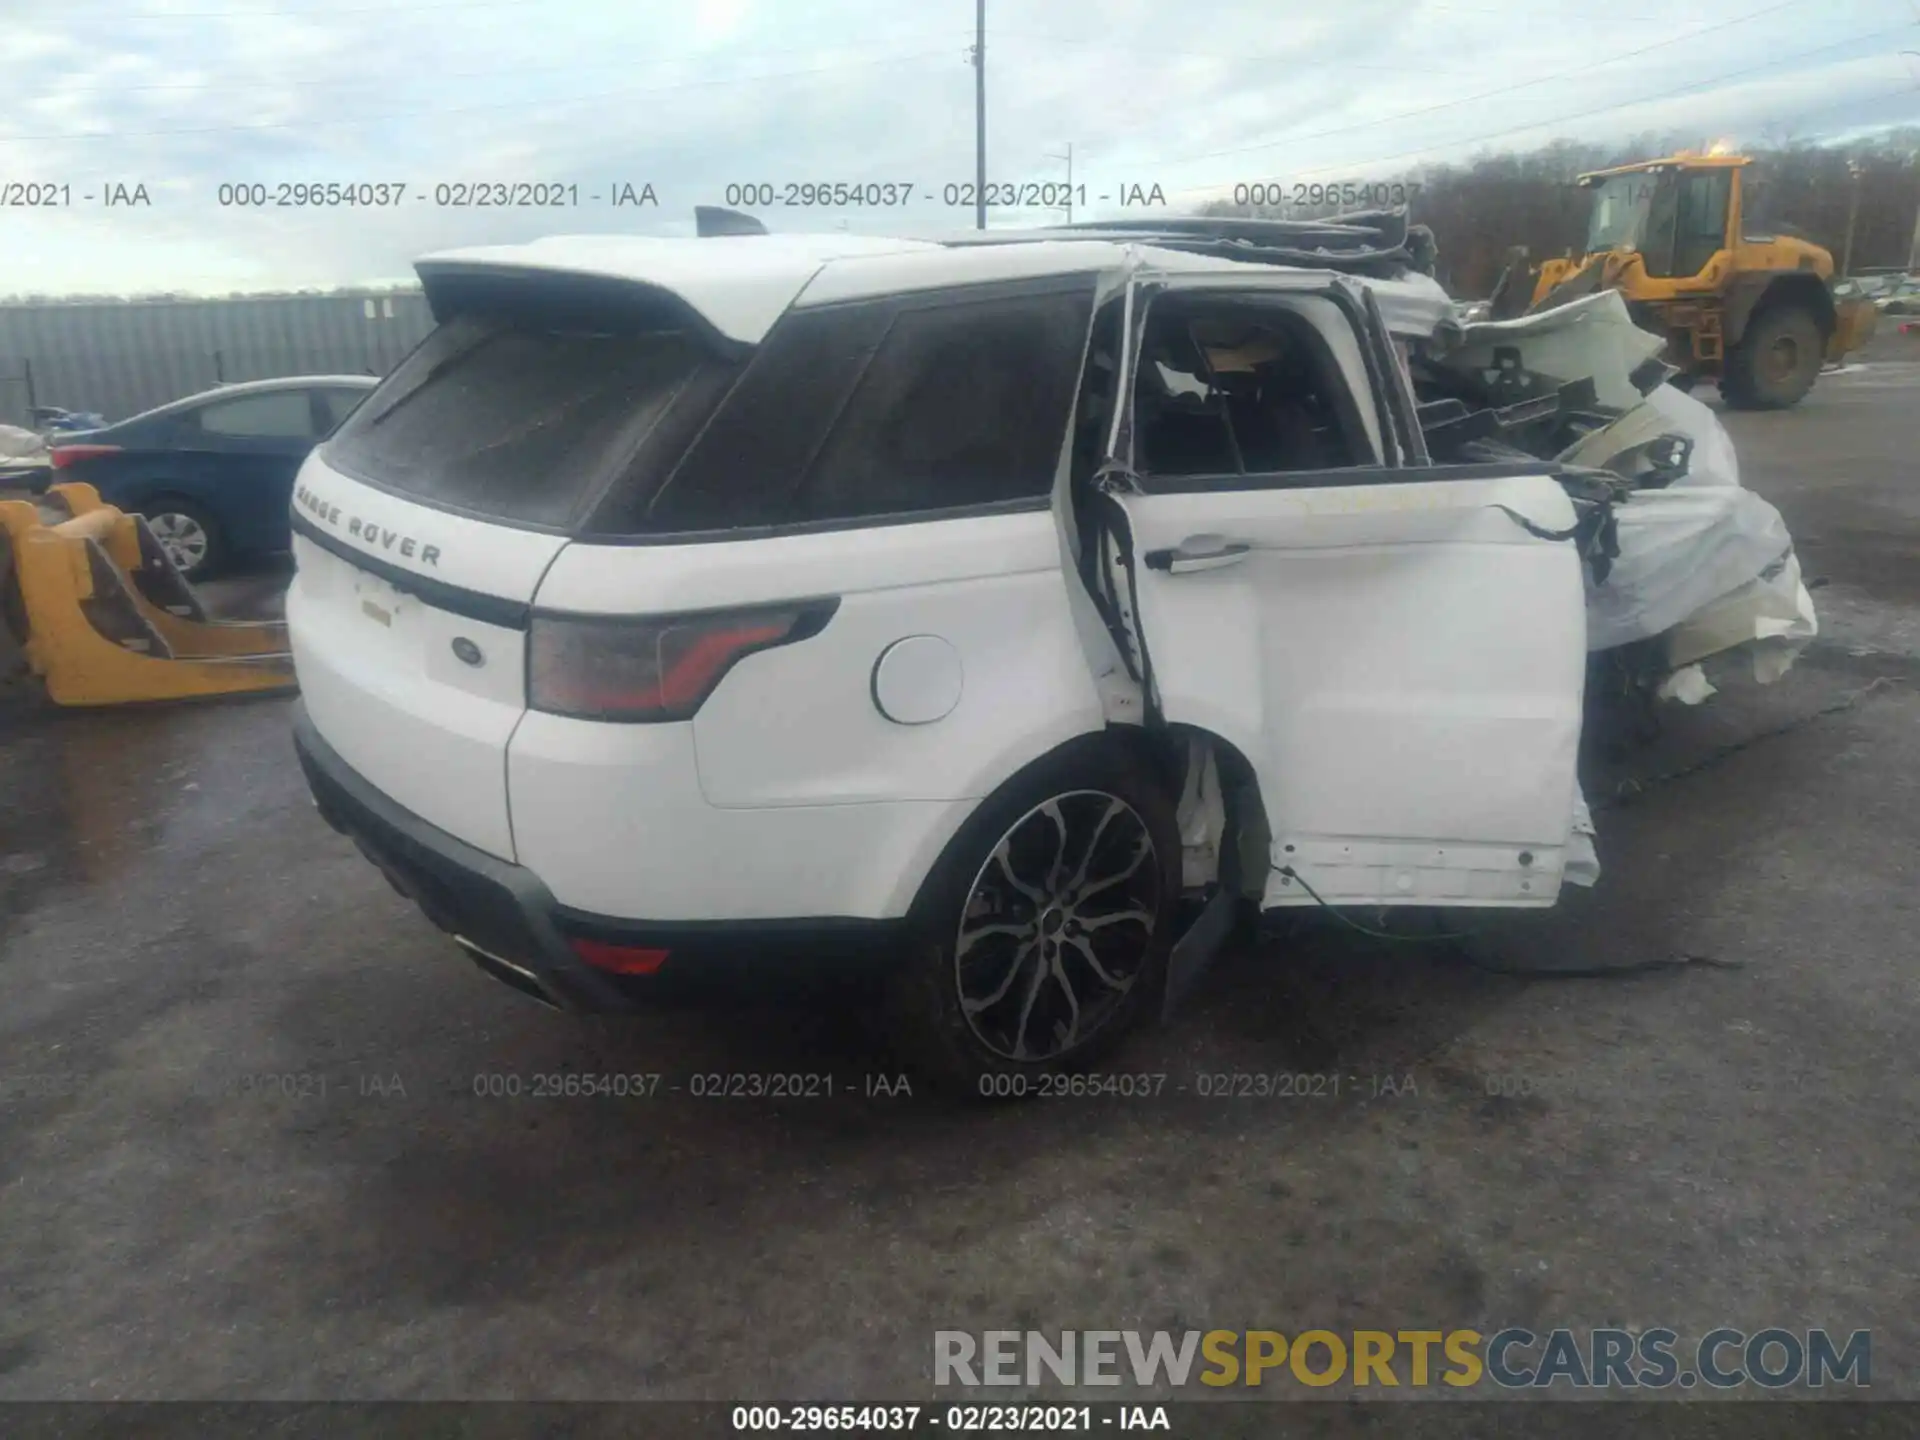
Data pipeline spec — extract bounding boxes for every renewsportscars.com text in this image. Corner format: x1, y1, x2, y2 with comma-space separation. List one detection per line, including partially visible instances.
934, 1328, 1870, 1390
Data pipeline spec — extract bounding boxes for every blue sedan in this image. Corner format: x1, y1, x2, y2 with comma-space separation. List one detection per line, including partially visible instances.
46, 375, 378, 579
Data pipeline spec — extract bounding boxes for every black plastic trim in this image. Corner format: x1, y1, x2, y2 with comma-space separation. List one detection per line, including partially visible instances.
292, 705, 907, 1008
1135, 459, 1550, 496
562, 492, 1052, 547
289, 510, 531, 630
293, 705, 626, 1012
552, 905, 906, 963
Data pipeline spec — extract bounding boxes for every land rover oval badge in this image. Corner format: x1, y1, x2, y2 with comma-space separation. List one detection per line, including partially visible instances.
451, 637, 484, 667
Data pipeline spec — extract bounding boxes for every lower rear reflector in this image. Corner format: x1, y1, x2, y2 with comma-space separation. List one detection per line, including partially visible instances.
568, 937, 671, 975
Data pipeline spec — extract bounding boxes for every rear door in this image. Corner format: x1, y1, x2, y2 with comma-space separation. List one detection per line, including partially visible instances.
185, 388, 322, 552
287, 278, 742, 861
1095, 272, 1589, 909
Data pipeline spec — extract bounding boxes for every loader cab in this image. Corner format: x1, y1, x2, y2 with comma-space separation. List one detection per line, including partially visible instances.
1581, 160, 1736, 281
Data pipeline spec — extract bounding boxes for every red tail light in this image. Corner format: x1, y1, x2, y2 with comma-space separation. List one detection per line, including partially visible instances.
50, 444, 121, 469
567, 937, 671, 975
527, 599, 838, 722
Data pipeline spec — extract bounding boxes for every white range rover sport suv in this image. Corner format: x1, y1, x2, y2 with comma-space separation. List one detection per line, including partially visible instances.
289, 216, 1595, 1089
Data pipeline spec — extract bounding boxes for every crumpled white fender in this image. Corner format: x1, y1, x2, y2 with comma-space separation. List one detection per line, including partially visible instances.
1571, 379, 1816, 682
1585, 485, 1800, 651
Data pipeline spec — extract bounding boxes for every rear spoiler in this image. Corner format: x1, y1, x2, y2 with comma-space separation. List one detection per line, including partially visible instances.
410, 262, 752, 359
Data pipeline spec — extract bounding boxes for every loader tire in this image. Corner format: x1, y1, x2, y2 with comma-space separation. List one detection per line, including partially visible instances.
1721, 303, 1823, 410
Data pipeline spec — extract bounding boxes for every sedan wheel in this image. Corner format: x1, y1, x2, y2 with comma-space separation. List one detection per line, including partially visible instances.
145, 510, 214, 578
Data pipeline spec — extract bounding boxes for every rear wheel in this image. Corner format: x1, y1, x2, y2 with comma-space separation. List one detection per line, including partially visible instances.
885, 736, 1182, 1097
139, 499, 223, 581
1721, 304, 1823, 410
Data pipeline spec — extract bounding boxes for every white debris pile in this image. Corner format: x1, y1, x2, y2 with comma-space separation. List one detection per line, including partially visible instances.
0, 423, 48, 466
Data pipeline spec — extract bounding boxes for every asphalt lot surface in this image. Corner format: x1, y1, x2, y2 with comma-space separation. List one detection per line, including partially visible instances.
2, 334, 1917, 1419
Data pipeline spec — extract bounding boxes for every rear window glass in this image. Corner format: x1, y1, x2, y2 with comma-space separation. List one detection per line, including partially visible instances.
323, 307, 728, 529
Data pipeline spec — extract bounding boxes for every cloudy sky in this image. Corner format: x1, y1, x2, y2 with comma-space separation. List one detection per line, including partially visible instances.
3, 0, 1917, 294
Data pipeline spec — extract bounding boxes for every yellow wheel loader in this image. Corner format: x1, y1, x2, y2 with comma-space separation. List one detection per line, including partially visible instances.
1488, 151, 1878, 409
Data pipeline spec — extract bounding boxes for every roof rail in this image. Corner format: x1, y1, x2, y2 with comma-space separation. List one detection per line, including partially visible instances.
941, 207, 1436, 278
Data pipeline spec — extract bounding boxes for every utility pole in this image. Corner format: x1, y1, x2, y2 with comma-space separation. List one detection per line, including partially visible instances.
1045, 141, 1073, 224
1909, 184, 1920, 273
973, 0, 987, 230
1909, 151, 1920, 274
1905, 58, 1920, 273
1842, 159, 1863, 278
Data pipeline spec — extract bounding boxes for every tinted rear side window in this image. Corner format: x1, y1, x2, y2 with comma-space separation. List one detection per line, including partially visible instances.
796, 287, 1093, 523
324, 305, 732, 529
609, 301, 894, 534
615, 279, 1095, 535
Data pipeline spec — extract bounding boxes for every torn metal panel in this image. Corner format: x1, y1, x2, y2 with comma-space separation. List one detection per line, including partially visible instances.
1430, 290, 1668, 411
1559, 380, 1739, 488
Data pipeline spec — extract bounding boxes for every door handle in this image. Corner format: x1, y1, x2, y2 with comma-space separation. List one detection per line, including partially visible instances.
1143, 539, 1251, 574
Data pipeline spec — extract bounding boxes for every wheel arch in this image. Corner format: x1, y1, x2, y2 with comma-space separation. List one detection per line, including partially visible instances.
133, 486, 222, 528
883, 718, 1280, 922
882, 723, 1188, 920
1725, 270, 1835, 348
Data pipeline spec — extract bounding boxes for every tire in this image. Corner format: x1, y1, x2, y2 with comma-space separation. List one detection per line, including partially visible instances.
138, 498, 224, 581
884, 734, 1183, 1098
1721, 303, 1824, 410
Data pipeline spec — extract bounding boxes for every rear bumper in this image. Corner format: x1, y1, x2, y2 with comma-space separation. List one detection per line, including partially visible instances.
292, 704, 905, 1011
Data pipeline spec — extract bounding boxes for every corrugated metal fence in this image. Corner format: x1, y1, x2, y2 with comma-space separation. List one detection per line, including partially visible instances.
0, 289, 435, 427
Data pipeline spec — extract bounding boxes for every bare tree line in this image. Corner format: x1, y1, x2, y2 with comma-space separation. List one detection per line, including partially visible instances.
1202, 128, 1920, 297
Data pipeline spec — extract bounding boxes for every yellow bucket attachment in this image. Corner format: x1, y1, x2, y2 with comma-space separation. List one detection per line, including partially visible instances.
0, 482, 296, 707
1829, 295, 1878, 365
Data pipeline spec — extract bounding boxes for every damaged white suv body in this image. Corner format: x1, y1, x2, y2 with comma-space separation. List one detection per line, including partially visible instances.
288, 214, 1611, 1087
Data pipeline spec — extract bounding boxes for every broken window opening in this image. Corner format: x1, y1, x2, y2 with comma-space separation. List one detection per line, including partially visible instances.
1129, 298, 1369, 482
